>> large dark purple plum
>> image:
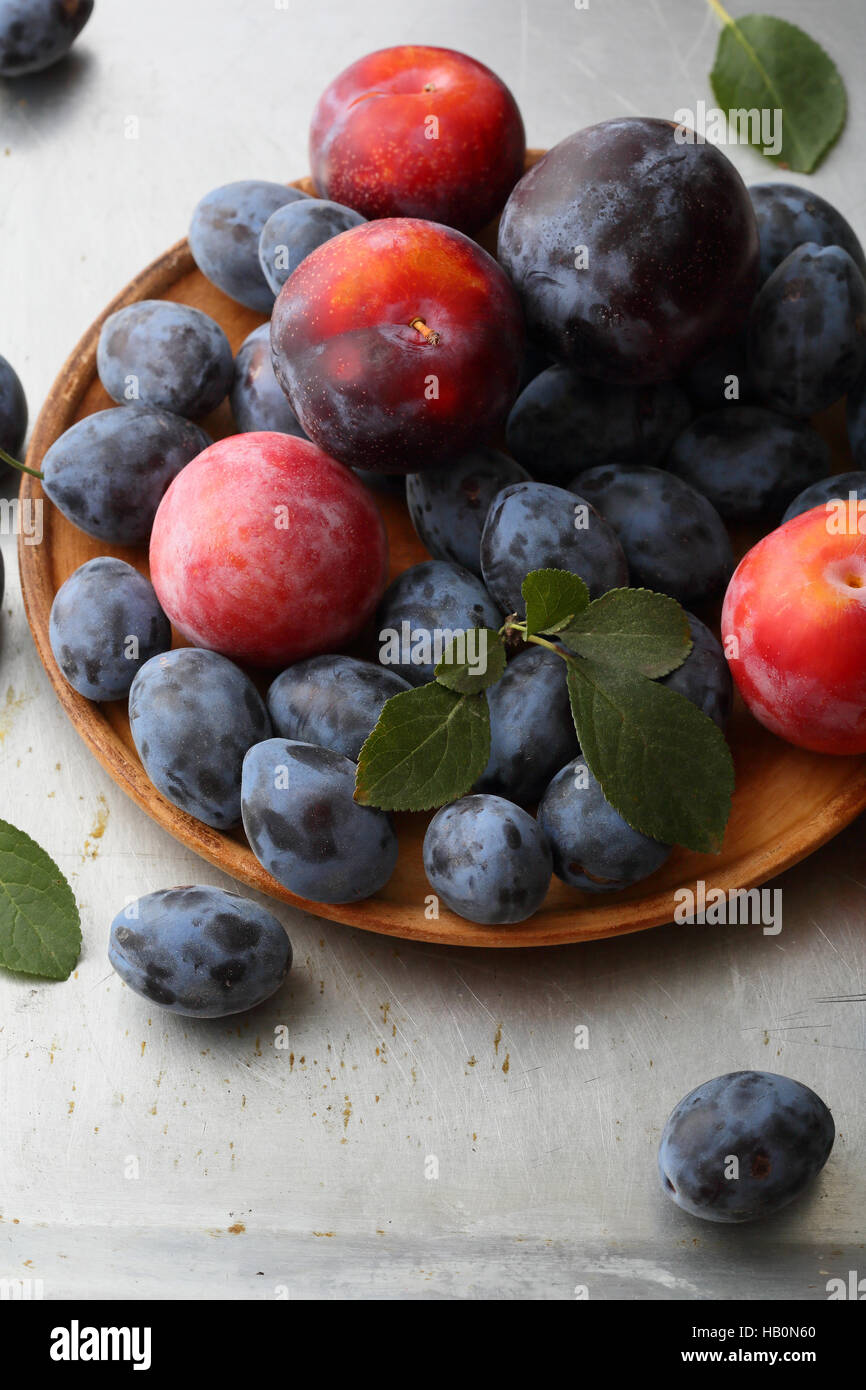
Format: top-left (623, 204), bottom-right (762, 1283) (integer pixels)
top-left (189, 181), bottom-right (308, 313)
top-left (498, 118), bottom-right (759, 384)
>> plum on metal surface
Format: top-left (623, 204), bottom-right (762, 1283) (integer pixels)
top-left (659, 1071), bottom-right (834, 1223)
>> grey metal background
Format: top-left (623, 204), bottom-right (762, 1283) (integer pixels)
top-left (0, 0), bottom-right (864, 1300)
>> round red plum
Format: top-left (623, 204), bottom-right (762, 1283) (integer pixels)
top-left (722, 505), bottom-right (866, 755)
top-left (270, 218), bottom-right (525, 473)
top-left (149, 432), bottom-right (388, 667)
top-left (309, 45), bottom-right (525, 234)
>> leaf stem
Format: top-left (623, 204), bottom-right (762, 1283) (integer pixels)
top-left (705, 0), bottom-right (733, 25)
top-left (503, 618), bottom-right (572, 661)
top-left (0, 445), bottom-right (43, 480)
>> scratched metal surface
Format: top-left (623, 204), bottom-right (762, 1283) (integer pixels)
top-left (1, 0), bottom-right (865, 1301)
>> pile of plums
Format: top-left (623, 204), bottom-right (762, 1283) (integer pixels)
top-left (23, 44), bottom-right (866, 983)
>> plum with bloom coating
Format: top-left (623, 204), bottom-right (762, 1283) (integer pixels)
top-left (109, 887), bottom-right (292, 1018)
top-left (241, 739), bottom-right (398, 904)
top-left (424, 795), bottom-right (552, 925)
top-left (658, 1071), bottom-right (834, 1223)
top-left (538, 758), bottom-right (670, 892)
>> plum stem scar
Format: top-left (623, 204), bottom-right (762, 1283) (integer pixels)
top-left (409, 317), bottom-right (441, 345)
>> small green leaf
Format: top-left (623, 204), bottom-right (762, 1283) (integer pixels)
top-left (559, 589), bottom-right (692, 678)
top-left (355, 683), bottom-right (490, 812)
top-left (522, 568), bottom-right (590, 637)
top-left (566, 659), bottom-right (734, 853)
top-left (0, 820), bottom-right (81, 980)
top-left (708, 6), bottom-right (846, 173)
top-left (435, 627), bottom-right (507, 694)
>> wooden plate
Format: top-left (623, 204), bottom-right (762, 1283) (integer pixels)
top-left (17, 160), bottom-right (866, 947)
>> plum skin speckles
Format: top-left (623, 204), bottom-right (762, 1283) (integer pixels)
top-left (309, 46), bottom-right (526, 234)
top-left (129, 647), bottom-right (271, 830)
top-left (658, 1071), bottom-right (834, 1223)
top-left (241, 739), bottom-right (398, 905)
top-left (109, 886), bottom-right (292, 1018)
top-left (423, 794), bottom-right (552, 925)
top-left (50, 558), bottom-right (171, 703)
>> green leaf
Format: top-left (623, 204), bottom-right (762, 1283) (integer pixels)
top-left (0, 820), bottom-right (81, 980)
top-left (566, 659), bottom-right (734, 853)
top-left (708, 6), bottom-right (846, 173)
top-left (355, 683), bottom-right (490, 812)
top-left (435, 627), bottom-right (507, 693)
top-left (559, 589), bottom-right (692, 678)
top-left (522, 568), bottom-right (590, 637)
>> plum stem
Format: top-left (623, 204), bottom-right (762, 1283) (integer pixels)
top-left (409, 317), bottom-right (441, 345)
top-left (501, 618), bottom-right (567, 660)
top-left (0, 445), bottom-right (43, 480)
